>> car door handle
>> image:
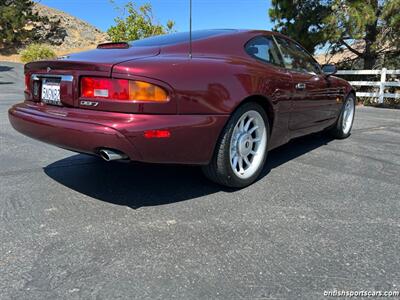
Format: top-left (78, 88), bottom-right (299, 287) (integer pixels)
top-left (295, 83), bottom-right (306, 90)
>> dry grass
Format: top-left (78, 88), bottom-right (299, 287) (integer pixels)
top-left (0, 45), bottom-right (97, 63)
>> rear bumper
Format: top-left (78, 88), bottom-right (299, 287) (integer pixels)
top-left (8, 102), bottom-right (229, 165)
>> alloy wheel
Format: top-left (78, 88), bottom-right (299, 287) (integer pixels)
top-left (342, 97), bottom-right (355, 134)
top-left (229, 110), bottom-right (267, 179)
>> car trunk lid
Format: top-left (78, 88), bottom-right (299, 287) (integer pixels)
top-left (25, 46), bottom-right (160, 75)
top-left (24, 46), bottom-right (160, 107)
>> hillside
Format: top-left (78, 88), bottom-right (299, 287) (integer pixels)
top-left (314, 41), bottom-right (365, 65)
top-left (0, 3), bottom-right (109, 62)
top-left (32, 3), bottom-right (109, 50)
top-left (314, 50), bottom-right (358, 65)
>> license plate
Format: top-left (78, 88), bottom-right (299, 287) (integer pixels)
top-left (41, 79), bottom-right (61, 106)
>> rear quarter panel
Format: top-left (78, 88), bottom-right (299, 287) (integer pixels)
top-left (113, 55), bottom-right (293, 149)
top-left (113, 56), bottom-right (291, 142)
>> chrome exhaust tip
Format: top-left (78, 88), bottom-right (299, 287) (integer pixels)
top-left (99, 149), bottom-right (128, 161)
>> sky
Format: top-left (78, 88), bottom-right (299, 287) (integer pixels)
top-left (35, 0), bottom-right (274, 33)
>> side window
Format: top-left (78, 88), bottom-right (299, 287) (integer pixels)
top-left (274, 37), bottom-right (320, 74)
top-left (245, 36), bottom-right (282, 67)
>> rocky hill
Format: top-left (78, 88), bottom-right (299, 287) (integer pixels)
top-left (32, 2), bottom-right (109, 50)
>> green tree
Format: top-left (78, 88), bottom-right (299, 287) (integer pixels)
top-left (269, 0), bottom-right (400, 69)
top-left (107, 2), bottom-right (175, 42)
top-left (0, 0), bottom-right (54, 51)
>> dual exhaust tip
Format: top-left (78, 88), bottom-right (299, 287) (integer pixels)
top-left (99, 149), bottom-right (128, 161)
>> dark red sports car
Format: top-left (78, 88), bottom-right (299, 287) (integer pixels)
top-left (9, 29), bottom-right (355, 187)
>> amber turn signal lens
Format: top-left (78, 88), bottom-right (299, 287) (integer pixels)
top-left (129, 81), bottom-right (168, 102)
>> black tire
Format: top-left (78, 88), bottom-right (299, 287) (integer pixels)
top-left (202, 102), bottom-right (269, 188)
top-left (329, 94), bottom-right (356, 139)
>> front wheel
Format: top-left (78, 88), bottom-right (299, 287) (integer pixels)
top-left (202, 102), bottom-right (269, 188)
top-left (329, 94), bottom-right (356, 139)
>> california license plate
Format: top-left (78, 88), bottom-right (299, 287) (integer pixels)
top-left (41, 78), bottom-right (61, 105)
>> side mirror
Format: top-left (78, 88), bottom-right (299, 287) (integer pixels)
top-left (322, 64), bottom-right (337, 76)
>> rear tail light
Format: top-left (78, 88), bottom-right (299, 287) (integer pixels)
top-left (81, 77), bottom-right (168, 102)
top-left (25, 74), bottom-right (30, 92)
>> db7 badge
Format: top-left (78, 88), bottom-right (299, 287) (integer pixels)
top-left (80, 100), bottom-right (99, 107)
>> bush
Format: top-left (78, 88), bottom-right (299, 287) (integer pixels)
top-left (20, 44), bottom-right (57, 63)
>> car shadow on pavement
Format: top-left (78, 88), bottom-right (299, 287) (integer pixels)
top-left (44, 133), bottom-right (334, 208)
top-left (261, 132), bottom-right (334, 176)
top-left (44, 156), bottom-right (223, 209)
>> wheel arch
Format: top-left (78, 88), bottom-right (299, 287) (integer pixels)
top-left (206, 94), bottom-right (275, 166)
top-left (233, 95), bottom-right (275, 134)
top-left (348, 89), bottom-right (357, 100)
top-left (343, 88), bottom-right (357, 110)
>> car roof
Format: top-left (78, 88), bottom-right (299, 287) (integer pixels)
top-left (130, 29), bottom-right (283, 48)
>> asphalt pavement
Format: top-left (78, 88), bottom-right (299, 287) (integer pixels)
top-left (1, 61), bottom-right (400, 299)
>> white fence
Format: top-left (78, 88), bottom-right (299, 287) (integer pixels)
top-left (336, 68), bottom-right (400, 103)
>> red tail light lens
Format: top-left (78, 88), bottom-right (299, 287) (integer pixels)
top-left (81, 77), bottom-right (168, 102)
top-left (25, 74), bottom-right (30, 92)
top-left (81, 77), bottom-right (129, 100)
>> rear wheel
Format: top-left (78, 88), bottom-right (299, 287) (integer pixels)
top-left (202, 102), bottom-right (269, 188)
top-left (329, 94), bottom-right (356, 139)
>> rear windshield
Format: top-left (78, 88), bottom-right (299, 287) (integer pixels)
top-left (130, 29), bottom-right (236, 47)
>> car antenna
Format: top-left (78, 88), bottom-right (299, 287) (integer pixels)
top-left (189, 0), bottom-right (192, 59)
